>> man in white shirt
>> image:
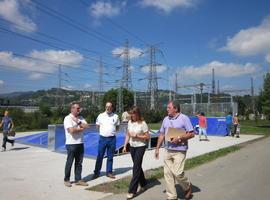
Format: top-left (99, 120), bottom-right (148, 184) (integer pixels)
top-left (63, 102), bottom-right (89, 187)
top-left (92, 102), bottom-right (120, 180)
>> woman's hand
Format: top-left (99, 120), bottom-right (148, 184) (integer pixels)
top-left (123, 146), bottom-right (127, 153)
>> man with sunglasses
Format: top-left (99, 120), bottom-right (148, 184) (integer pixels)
top-left (63, 102), bottom-right (89, 187)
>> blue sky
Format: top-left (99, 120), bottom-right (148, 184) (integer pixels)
top-left (0, 0), bottom-right (270, 95)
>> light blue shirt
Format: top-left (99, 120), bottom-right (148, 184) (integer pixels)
top-left (159, 113), bottom-right (194, 151)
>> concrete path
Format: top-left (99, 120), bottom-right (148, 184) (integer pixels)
top-left (0, 133), bottom-right (263, 200)
top-left (103, 136), bottom-right (270, 200)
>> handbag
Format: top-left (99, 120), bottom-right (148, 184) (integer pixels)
top-left (7, 130), bottom-right (16, 137)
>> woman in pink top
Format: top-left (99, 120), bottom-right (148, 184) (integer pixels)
top-left (197, 112), bottom-right (209, 141)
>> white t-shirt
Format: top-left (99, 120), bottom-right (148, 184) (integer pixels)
top-left (96, 112), bottom-right (120, 137)
top-left (121, 111), bottom-right (130, 122)
top-left (128, 120), bottom-right (149, 147)
top-left (64, 113), bottom-right (87, 145)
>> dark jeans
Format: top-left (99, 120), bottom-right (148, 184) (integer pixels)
top-left (2, 130), bottom-right (14, 149)
top-left (232, 124), bottom-right (238, 136)
top-left (94, 135), bottom-right (116, 175)
top-left (128, 146), bottom-right (147, 194)
top-left (64, 143), bottom-right (84, 182)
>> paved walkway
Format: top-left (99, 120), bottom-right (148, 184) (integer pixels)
top-left (103, 137), bottom-right (270, 200)
top-left (0, 133), bottom-right (263, 200)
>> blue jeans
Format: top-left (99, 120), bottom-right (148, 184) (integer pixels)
top-left (64, 143), bottom-right (84, 182)
top-left (94, 135), bottom-right (116, 175)
top-left (226, 124), bottom-right (232, 136)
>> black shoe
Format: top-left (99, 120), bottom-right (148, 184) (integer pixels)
top-left (91, 174), bottom-right (99, 180)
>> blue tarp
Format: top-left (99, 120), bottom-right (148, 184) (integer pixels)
top-left (190, 117), bottom-right (228, 136)
top-left (54, 130), bottom-right (126, 158)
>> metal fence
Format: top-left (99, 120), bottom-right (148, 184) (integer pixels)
top-left (180, 102), bottom-right (238, 117)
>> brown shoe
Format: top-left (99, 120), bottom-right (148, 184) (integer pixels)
top-left (64, 181), bottom-right (72, 187)
top-left (184, 183), bottom-right (193, 200)
top-left (75, 180), bottom-right (88, 186)
top-left (106, 173), bottom-right (116, 179)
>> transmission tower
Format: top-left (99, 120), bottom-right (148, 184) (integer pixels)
top-left (122, 40), bottom-right (132, 90)
top-left (148, 45), bottom-right (158, 109)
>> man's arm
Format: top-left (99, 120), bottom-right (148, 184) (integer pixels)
top-left (154, 133), bottom-right (165, 159)
top-left (10, 119), bottom-right (15, 130)
top-left (67, 127), bottom-right (85, 134)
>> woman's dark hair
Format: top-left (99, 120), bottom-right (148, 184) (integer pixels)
top-left (128, 106), bottom-right (144, 122)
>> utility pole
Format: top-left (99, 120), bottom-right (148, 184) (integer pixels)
top-left (217, 80), bottom-right (220, 94)
top-left (148, 45), bottom-right (158, 110)
top-left (174, 72), bottom-right (178, 100)
top-left (251, 77), bottom-right (255, 113)
top-left (134, 91), bottom-right (137, 106)
top-left (117, 80), bottom-right (123, 113)
top-left (212, 68), bottom-right (216, 94)
top-left (56, 64), bottom-right (62, 108)
top-left (199, 83), bottom-right (205, 103)
top-left (98, 57), bottom-right (103, 108)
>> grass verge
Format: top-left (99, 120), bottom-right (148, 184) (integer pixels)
top-left (86, 144), bottom-right (246, 194)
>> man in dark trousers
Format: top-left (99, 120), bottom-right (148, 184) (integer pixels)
top-left (0, 110), bottom-right (14, 152)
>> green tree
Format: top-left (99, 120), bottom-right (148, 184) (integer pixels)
top-left (259, 73), bottom-right (270, 119)
top-left (103, 88), bottom-right (134, 112)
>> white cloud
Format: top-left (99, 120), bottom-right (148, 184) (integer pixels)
top-left (141, 65), bottom-right (167, 73)
top-left (221, 17), bottom-right (270, 56)
top-left (0, 0), bottom-right (37, 33)
top-left (265, 53), bottom-right (270, 63)
top-left (0, 80), bottom-right (4, 87)
top-left (89, 1), bottom-right (126, 19)
top-left (83, 83), bottom-right (92, 89)
top-left (61, 85), bottom-right (75, 91)
top-left (112, 47), bottom-right (144, 59)
top-left (140, 0), bottom-right (196, 13)
top-left (28, 73), bottom-right (43, 80)
top-left (0, 50), bottom-right (84, 79)
top-left (30, 50), bottom-right (84, 65)
top-left (178, 61), bottom-right (259, 78)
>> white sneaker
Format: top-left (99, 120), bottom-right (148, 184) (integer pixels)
top-left (126, 193), bottom-right (134, 199)
top-left (1, 147), bottom-right (6, 152)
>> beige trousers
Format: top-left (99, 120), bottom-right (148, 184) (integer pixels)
top-left (164, 150), bottom-right (190, 199)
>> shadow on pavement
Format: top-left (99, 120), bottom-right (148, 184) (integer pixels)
top-left (82, 166), bottom-right (133, 182)
top-left (175, 184), bottom-right (201, 199)
top-left (10, 147), bottom-right (30, 151)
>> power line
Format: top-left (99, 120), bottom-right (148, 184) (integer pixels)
top-left (31, 0), bottom-right (122, 47)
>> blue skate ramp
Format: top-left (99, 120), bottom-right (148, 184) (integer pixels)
top-left (15, 132), bottom-right (48, 148)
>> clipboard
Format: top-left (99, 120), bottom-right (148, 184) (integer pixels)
top-left (165, 127), bottom-right (186, 141)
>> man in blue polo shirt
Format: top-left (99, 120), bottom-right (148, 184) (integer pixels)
top-left (155, 101), bottom-right (194, 200)
top-left (225, 112), bottom-right (233, 136)
top-left (0, 110), bottom-right (15, 152)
